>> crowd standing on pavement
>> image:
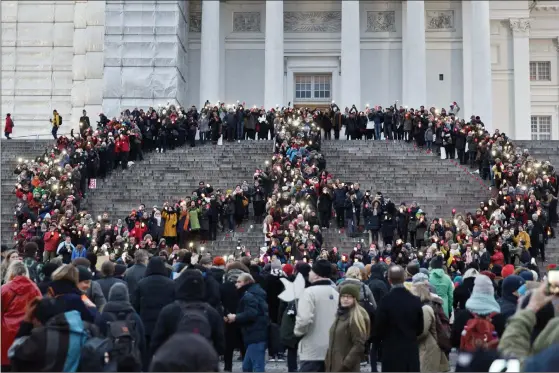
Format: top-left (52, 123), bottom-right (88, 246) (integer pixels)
top-left (2, 99), bottom-right (559, 372)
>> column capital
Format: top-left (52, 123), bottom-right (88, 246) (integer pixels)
top-left (553, 37), bottom-right (559, 53)
top-left (508, 18), bottom-right (531, 36)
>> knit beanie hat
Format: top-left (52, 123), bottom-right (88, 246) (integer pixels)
top-left (77, 265), bottom-right (92, 282)
top-left (465, 275), bottom-right (500, 314)
top-left (339, 283), bottom-right (360, 300)
top-left (212, 256), bottom-right (225, 266)
top-left (312, 259), bottom-right (332, 278)
top-left (282, 263), bottom-right (294, 276)
top-left (412, 273), bottom-right (429, 284)
top-left (501, 264), bottom-right (515, 278)
top-left (518, 270), bottom-right (534, 282)
top-left (353, 262), bottom-right (365, 270)
top-left (108, 282), bottom-right (130, 302)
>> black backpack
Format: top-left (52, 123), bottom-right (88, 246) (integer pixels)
top-left (176, 301), bottom-right (212, 340)
top-left (78, 312), bottom-right (141, 372)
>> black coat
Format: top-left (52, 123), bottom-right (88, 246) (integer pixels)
top-left (453, 277), bottom-right (475, 310)
top-left (367, 265), bottom-right (389, 306)
top-left (132, 257), bottom-right (175, 337)
top-left (190, 264), bottom-right (222, 314)
top-left (263, 269), bottom-right (285, 324)
top-left (149, 271), bottom-right (225, 357)
top-left (221, 269), bottom-right (246, 350)
top-left (373, 286), bottom-right (423, 372)
top-left (236, 283), bottom-right (269, 346)
top-left (123, 263), bottom-right (147, 305)
top-left (95, 276), bottom-right (127, 301)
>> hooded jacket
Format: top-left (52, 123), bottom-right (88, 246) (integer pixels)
top-left (95, 275), bottom-right (126, 301)
top-left (1, 276), bottom-right (42, 365)
top-left (149, 333), bottom-right (219, 372)
top-left (236, 282), bottom-right (269, 346)
top-left (149, 270), bottom-right (225, 357)
top-left (133, 257), bottom-right (175, 336)
top-left (367, 264), bottom-right (389, 306)
top-left (95, 283), bottom-right (146, 369)
top-left (429, 268), bottom-right (454, 317)
top-left (123, 263), bottom-right (147, 305)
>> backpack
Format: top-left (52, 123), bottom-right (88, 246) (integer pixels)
top-left (460, 312), bottom-right (499, 352)
top-left (279, 301), bottom-right (299, 348)
top-left (359, 283), bottom-right (376, 329)
top-left (78, 312), bottom-right (141, 372)
top-left (59, 116), bottom-right (63, 126)
top-left (432, 302), bottom-right (452, 353)
top-left (176, 301), bottom-right (212, 340)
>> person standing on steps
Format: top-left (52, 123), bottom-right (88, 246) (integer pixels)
top-left (49, 109), bottom-right (62, 139)
top-left (5, 113), bottom-right (13, 139)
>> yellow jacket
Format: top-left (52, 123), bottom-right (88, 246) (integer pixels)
top-left (161, 210), bottom-right (178, 237)
top-left (514, 231), bottom-right (531, 249)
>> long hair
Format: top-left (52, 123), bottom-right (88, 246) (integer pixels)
top-left (5, 260), bottom-right (29, 282)
top-left (349, 303), bottom-right (370, 336)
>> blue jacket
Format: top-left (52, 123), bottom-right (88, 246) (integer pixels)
top-left (71, 247), bottom-right (87, 260)
top-left (236, 283), bottom-right (269, 346)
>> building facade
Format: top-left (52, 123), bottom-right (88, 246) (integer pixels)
top-left (1, 0), bottom-right (558, 139)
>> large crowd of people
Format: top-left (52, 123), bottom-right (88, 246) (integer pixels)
top-left (2, 100), bottom-right (559, 372)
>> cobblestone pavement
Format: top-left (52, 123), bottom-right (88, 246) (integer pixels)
top-left (222, 351), bottom-right (458, 372)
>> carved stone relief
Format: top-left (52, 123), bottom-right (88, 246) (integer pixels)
top-left (189, 12), bottom-right (202, 32)
top-left (509, 18), bottom-right (531, 35)
top-left (233, 12), bottom-right (261, 32)
top-left (425, 10), bottom-right (454, 31)
top-left (284, 11), bottom-right (342, 32)
top-left (366, 11), bottom-right (396, 32)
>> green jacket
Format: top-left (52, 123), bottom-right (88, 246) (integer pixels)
top-left (498, 309), bottom-right (559, 367)
top-left (428, 268), bottom-right (454, 317)
top-left (188, 208), bottom-right (200, 230)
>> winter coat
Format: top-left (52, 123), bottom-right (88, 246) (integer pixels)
top-left (148, 216), bottom-right (166, 241)
top-left (95, 276), bottom-right (127, 301)
top-left (325, 307), bottom-right (369, 372)
top-left (429, 268), bottom-right (454, 317)
top-left (453, 276), bottom-right (475, 310)
top-left (294, 279), bottom-right (340, 361)
top-left (124, 263), bottom-right (147, 305)
top-left (333, 188), bottom-right (346, 209)
top-left (263, 268), bottom-right (286, 324)
top-left (149, 272), bottom-right (225, 356)
top-left (498, 309), bottom-right (559, 368)
top-left (221, 268), bottom-right (246, 351)
top-left (363, 206), bottom-right (381, 231)
top-left (373, 286), bottom-right (423, 372)
top-left (367, 264), bottom-right (389, 306)
top-left (86, 280), bottom-right (106, 311)
top-left (43, 231), bottom-right (60, 253)
top-left (451, 309), bottom-right (506, 348)
top-left (46, 279), bottom-right (97, 323)
top-left (189, 208), bottom-right (201, 230)
top-left (5, 116), bottom-right (14, 134)
top-left (161, 210), bottom-right (178, 237)
top-left (418, 304), bottom-right (449, 372)
top-left (236, 283), bottom-right (269, 346)
top-left (1, 276), bottom-right (42, 365)
top-left (133, 257), bottom-right (175, 337)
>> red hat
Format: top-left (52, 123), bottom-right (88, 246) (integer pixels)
top-left (501, 264), bottom-right (515, 279)
top-left (547, 263), bottom-right (557, 271)
top-left (213, 257), bottom-right (226, 266)
top-left (481, 270), bottom-right (496, 281)
top-left (282, 263), bottom-right (294, 277)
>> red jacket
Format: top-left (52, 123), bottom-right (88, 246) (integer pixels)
top-left (5, 117), bottom-right (13, 134)
top-left (130, 222), bottom-right (147, 242)
top-left (1, 276), bottom-right (41, 365)
top-left (490, 250), bottom-right (505, 267)
top-left (120, 135), bottom-right (130, 152)
top-left (43, 230), bottom-right (60, 252)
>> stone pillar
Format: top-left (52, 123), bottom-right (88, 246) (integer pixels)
top-left (264, 1), bottom-right (284, 110)
top-left (510, 18), bottom-right (531, 140)
top-left (341, 0), bottom-right (361, 109)
top-left (470, 1), bottom-right (493, 131)
top-left (461, 1), bottom-right (473, 118)
top-left (402, 0), bottom-right (426, 109)
top-left (199, 0), bottom-right (220, 107)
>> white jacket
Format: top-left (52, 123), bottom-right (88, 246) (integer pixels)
top-left (294, 280), bottom-right (339, 361)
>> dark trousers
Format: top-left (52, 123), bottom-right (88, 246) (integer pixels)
top-left (323, 129), bottom-right (331, 140)
top-left (5, 132), bottom-right (11, 139)
top-left (334, 128), bottom-right (340, 140)
top-left (188, 129), bottom-right (196, 147)
top-left (335, 207), bottom-right (345, 228)
top-left (318, 211), bottom-right (330, 228)
top-left (52, 126), bottom-right (58, 139)
top-left (224, 344), bottom-right (246, 372)
top-left (457, 148), bottom-right (466, 164)
top-left (299, 360), bottom-right (325, 372)
top-left (287, 346), bottom-right (298, 372)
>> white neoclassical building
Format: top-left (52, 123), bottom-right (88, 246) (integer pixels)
top-left (1, 1), bottom-right (559, 139)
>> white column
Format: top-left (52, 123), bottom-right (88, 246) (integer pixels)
top-left (341, 0), bottom-right (361, 109)
top-left (461, 0), bottom-right (473, 119)
top-left (402, 0), bottom-right (426, 109)
top-left (199, 1), bottom-right (220, 107)
top-left (510, 18), bottom-right (531, 140)
top-left (264, 1), bottom-right (284, 110)
top-left (470, 1), bottom-right (493, 131)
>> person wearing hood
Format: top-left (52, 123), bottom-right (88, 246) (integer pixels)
top-left (428, 255), bottom-right (454, 317)
top-left (221, 261), bottom-right (249, 372)
top-left (367, 263), bottom-right (389, 307)
top-left (95, 260), bottom-right (127, 300)
top-left (226, 272), bottom-right (269, 372)
top-left (409, 282), bottom-right (450, 372)
top-left (1, 261), bottom-right (42, 369)
top-left (124, 249), bottom-right (148, 305)
top-left (133, 256), bottom-right (175, 365)
top-left (189, 262), bottom-right (222, 313)
top-left (294, 259), bottom-right (339, 372)
top-left (451, 275), bottom-right (506, 349)
top-left (95, 283), bottom-right (146, 371)
top-left (453, 268), bottom-right (478, 310)
top-left (149, 333), bottom-right (220, 372)
top-left (498, 275), bottom-right (525, 322)
top-left (325, 283), bottom-right (370, 372)
top-left (150, 269), bottom-right (225, 359)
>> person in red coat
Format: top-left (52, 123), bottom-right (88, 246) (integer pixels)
top-left (43, 224), bottom-right (61, 262)
top-left (5, 114), bottom-right (13, 139)
top-left (491, 246), bottom-right (505, 267)
top-left (116, 134), bottom-right (130, 169)
top-left (130, 221), bottom-right (147, 243)
top-left (1, 261), bottom-right (41, 370)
